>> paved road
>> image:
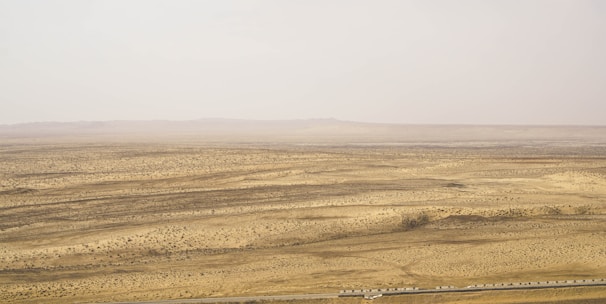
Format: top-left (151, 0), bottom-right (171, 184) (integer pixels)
top-left (95, 278), bottom-right (606, 304)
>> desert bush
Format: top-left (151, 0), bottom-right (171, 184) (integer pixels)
top-left (445, 183), bottom-right (465, 188)
top-left (401, 213), bottom-right (430, 230)
top-left (147, 249), bottom-right (162, 256)
top-left (499, 208), bottom-right (525, 217)
top-left (541, 205), bottom-right (562, 215)
top-left (574, 205), bottom-right (592, 215)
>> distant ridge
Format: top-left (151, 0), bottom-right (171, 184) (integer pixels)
top-left (1, 119), bottom-right (605, 144)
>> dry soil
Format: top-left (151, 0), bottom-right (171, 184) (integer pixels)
top-left (1, 140), bottom-right (605, 303)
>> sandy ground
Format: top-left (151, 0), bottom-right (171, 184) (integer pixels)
top-left (1, 141), bottom-right (606, 303)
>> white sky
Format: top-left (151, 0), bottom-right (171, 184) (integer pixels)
top-left (1, 0), bottom-right (605, 125)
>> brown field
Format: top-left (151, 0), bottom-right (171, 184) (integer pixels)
top-left (1, 124), bottom-right (606, 303)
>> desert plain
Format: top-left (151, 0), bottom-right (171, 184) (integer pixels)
top-left (1, 122), bottom-right (606, 303)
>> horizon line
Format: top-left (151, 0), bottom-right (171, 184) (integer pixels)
top-left (1, 118), bottom-right (605, 128)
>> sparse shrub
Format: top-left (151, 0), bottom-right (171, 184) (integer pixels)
top-left (501, 208), bottom-right (525, 217)
top-left (574, 205), bottom-right (592, 215)
top-left (401, 213), bottom-right (430, 230)
top-left (541, 205), bottom-right (561, 215)
top-left (445, 183), bottom-right (465, 188)
top-left (147, 249), bottom-right (161, 256)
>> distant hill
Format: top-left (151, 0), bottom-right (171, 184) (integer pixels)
top-left (1, 119), bottom-right (605, 144)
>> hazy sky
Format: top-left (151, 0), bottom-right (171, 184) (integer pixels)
top-left (1, 0), bottom-right (605, 125)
